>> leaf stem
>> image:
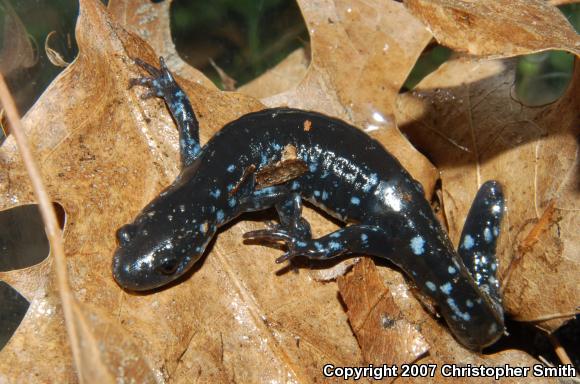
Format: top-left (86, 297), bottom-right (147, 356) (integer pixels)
top-left (0, 73), bottom-right (82, 380)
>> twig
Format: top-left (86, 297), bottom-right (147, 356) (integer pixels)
top-left (547, 333), bottom-right (573, 366)
top-left (525, 311), bottom-right (579, 323)
top-left (0, 73), bottom-right (82, 379)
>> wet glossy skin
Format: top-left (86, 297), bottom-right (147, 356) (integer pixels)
top-left (113, 58), bottom-right (506, 350)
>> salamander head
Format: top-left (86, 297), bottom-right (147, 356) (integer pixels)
top-left (112, 189), bottom-right (216, 291)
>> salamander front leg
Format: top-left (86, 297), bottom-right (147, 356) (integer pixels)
top-left (130, 57), bottom-right (201, 167)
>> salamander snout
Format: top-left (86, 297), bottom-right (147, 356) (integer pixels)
top-left (112, 235), bottom-right (187, 291)
top-left (112, 210), bottom-right (213, 291)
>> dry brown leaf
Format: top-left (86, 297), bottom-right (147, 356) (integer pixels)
top-left (396, 56), bottom-right (579, 333)
top-left (108, 0), bottom-right (218, 90)
top-left (338, 258), bottom-right (429, 380)
top-left (45, 31), bottom-right (70, 68)
top-left (239, 48), bottom-right (310, 99)
top-left (404, 0), bottom-right (580, 58)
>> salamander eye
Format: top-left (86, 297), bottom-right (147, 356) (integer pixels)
top-left (116, 224), bottom-right (136, 246)
top-left (157, 257), bottom-right (179, 275)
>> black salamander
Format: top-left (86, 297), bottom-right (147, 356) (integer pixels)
top-left (113, 57), bottom-right (506, 350)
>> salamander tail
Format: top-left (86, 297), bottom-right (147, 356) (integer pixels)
top-left (457, 180), bottom-right (505, 315)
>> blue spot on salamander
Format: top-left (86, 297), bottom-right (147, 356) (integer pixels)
top-left (447, 298), bottom-right (471, 321)
top-left (483, 227), bottom-right (493, 243)
top-left (350, 196), bottom-right (360, 205)
top-left (463, 234), bottom-right (475, 250)
top-left (328, 241), bottom-right (340, 251)
top-left (410, 236), bottom-right (425, 255)
top-left (362, 173), bottom-right (379, 192)
top-left (440, 282), bottom-right (452, 295)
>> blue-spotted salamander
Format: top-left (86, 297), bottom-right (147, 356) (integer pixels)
top-left (113, 57), bottom-right (506, 350)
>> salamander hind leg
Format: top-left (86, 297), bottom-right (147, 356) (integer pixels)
top-left (458, 180), bottom-right (505, 315)
top-left (130, 57), bottom-right (201, 167)
top-left (246, 222), bottom-right (387, 264)
top-left (243, 193), bottom-right (313, 261)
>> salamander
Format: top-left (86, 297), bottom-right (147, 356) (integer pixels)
top-left (113, 57), bottom-right (506, 350)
